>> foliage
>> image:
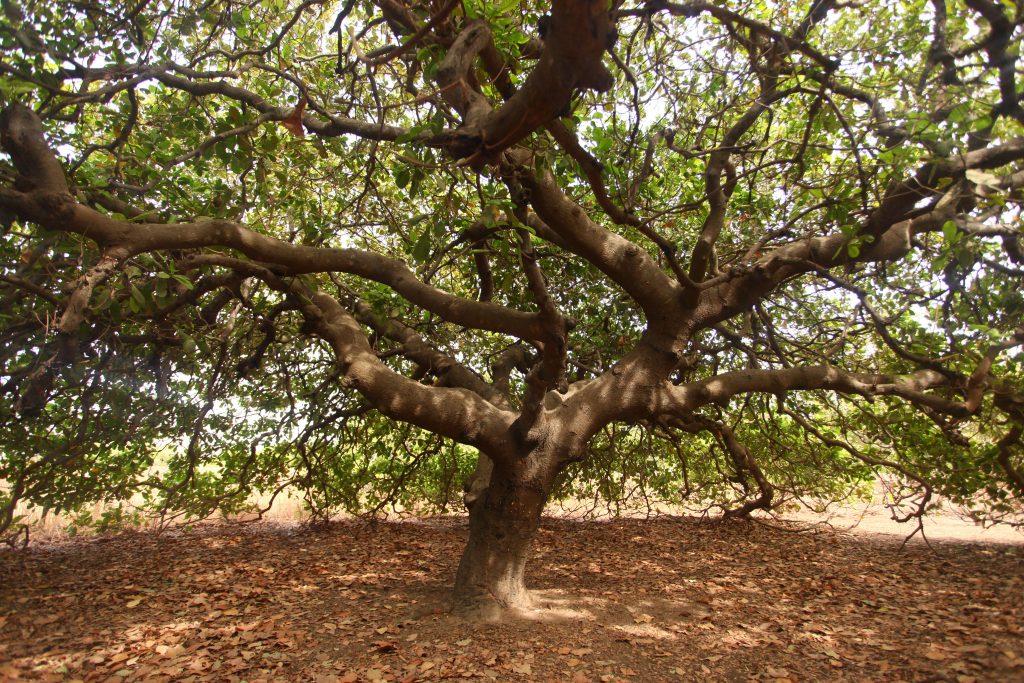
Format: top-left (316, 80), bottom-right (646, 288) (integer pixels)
top-left (0, 0), bottom-right (1023, 540)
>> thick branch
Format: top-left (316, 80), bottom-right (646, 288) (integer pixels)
top-left (301, 289), bottom-right (516, 459)
top-left (0, 104), bottom-right (548, 342)
top-left (0, 104), bottom-right (67, 192)
top-left (518, 163), bottom-right (679, 322)
top-left (442, 0), bottom-right (616, 163)
top-left (349, 298), bottom-right (509, 407)
top-left (656, 365), bottom-right (967, 417)
top-left (435, 20), bottom-right (494, 129)
top-left (546, 122), bottom-right (696, 288)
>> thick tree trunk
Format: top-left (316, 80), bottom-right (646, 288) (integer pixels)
top-left (462, 452), bottom-right (493, 510)
top-left (452, 465), bottom-right (550, 618)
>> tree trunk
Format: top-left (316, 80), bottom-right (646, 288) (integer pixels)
top-left (462, 451), bottom-right (493, 510)
top-left (452, 464), bottom-right (550, 618)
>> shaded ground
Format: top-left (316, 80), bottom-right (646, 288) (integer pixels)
top-left (1, 516), bottom-right (1022, 682)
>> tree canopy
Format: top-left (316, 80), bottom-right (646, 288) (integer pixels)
top-left (1, 0), bottom-right (1023, 610)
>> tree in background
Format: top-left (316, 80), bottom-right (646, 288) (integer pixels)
top-left (1, 0), bottom-right (1022, 615)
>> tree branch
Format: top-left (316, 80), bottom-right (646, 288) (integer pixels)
top-left (516, 160), bottom-right (679, 321)
top-left (294, 287), bottom-right (517, 460)
top-left (657, 365), bottom-right (968, 418)
top-left (0, 102), bottom-right (549, 341)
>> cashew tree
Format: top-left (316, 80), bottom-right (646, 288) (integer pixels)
top-left (1, 0), bottom-right (1023, 616)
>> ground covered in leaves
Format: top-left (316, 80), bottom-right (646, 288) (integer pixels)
top-left (1, 516), bottom-right (1022, 682)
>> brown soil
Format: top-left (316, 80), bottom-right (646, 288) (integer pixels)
top-left (1, 516), bottom-right (1022, 682)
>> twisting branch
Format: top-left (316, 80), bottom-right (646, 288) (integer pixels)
top-left (811, 269), bottom-right (959, 378)
top-left (294, 287), bottom-right (517, 460)
top-left (347, 296), bottom-right (508, 407)
top-left (514, 156), bottom-right (680, 321)
top-left (918, 0), bottom-right (961, 91)
top-left (512, 223), bottom-right (570, 438)
top-left (963, 0), bottom-right (1023, 121)
top-left (670, 415), bottom-right (775, 517)
top-left (363, 0), bottom-right (459, 68)
top-left (0, 104), bottom-right (547, 343)
top-left (778, 401), bottom-right (932, 490)
top-left (54, 251), bottom-right (127, 362)
top-left (620, 0), bottom-right (839, 72)
top-left (545, 122), bottom-right (698, 289)
top-left (713, 420), bottom-right (775, 519)
top-left (438, 0), bottom-right (618, 163)
top-left (435, 19), bottom-right (494, 130)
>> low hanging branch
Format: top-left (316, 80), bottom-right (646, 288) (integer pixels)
top-left (1, 0), bottom-right (1023, 614)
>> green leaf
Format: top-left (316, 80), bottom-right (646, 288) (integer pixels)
top-left (411, 230), bottom-right (432, 263)
top-left (394, 166), bottom-right (410, 189)
top-left (172, 274), bottom-right (194, 290)
top-left (408, 170), bottom-right (422, 198)
top-left (941, 220), bottom-right (959, 244)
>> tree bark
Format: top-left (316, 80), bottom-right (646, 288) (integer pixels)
top-left (462, 452), bottom-right (493, 510)
top-left (452, 460), bottom-right (552, 618)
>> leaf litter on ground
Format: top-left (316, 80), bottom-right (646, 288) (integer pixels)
top-left (0, 516), bottom-right (1022, 682)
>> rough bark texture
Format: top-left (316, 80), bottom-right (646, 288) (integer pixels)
top-left (2, 0), bottom-right (1024, 620)
top-left (452, 460), bottom-right (554, 618)
top-left (438, 0), bottom-right (616, 163)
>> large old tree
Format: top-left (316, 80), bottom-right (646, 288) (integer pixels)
top-left (1, 0), bottom-right (1023, 614)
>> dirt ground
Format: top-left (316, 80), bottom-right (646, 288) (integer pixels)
top-left (1, 515), bottom-right (1022, 683)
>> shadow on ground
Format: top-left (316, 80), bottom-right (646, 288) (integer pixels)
top-left (1, 516), bottom-right (1022, 682)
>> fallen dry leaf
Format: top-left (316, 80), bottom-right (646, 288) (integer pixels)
top-left (0, 517), bottom-right (1021, 683)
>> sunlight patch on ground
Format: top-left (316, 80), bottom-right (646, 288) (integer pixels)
top-left (611, 622), bottom-right (678, 640)
top-left (518, 589), bottom-right (599, 622)
top-left (769, 502), bottom-right (1024, 544)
